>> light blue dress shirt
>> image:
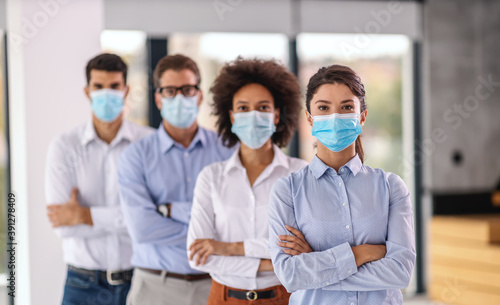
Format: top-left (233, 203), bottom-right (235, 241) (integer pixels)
top-left (268, 154), bottom-right (416, 305)
top-left (118, 125), bottom-right (234, 274)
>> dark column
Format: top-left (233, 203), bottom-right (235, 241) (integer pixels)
top-left (147, 37), bottom-right (168, 128)
top-left (412, 40), bottom-right (424, 294)
top-left (288, 37), bottom-right (300, 158)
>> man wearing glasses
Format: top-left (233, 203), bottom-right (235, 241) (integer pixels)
top-left (118, 54), bottom-right (234, 305)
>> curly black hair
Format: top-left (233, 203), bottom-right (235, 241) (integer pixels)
top-left (210, 58), bottom-right (302, 148)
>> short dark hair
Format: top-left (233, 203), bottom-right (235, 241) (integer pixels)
top-left (153, 54), bottom-right (201, 89)
top-left (305, 64), bottom-right (367, 162)
top-left (210, 58), bottom-right (302, 148)
top-left (85, 53), bottom-right (128, 84)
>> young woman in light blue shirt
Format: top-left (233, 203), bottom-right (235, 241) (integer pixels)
top-left (268, 64), bottom-right (416, 305)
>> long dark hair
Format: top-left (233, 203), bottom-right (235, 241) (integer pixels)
top-left (305, 65), bottom-right (367, 163)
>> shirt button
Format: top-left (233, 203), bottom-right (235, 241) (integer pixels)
top-left (342, 202), bottom-right (346, 206)
top-left (184, 152), bottom-right (189, 158)
top-left (340, 168), bottom-right (344, 172)
top-left (351, 302), bottom-right (355, 305)
top-left (338, 182), bottom-right (342, 186)
top-left (348, 269), bottom-right (352, 274)
top-left (187, 177), bottom-right (191, 182)
top-left (250, 216), bottom-right (255, 221)
top-left (345, 225), bottom-right (350, 229)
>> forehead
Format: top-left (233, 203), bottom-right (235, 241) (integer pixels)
top-left (233, 83), bottom-right (274, 101)
top-left (89, 70), bottom-right (124, 84)
top-left (159, 69), bottom-right (197, 86)
top-left (313, 83), bottom-right (358, 103)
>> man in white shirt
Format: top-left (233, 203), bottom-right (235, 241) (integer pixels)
top-left (45, 53), bottom-right (153, 305)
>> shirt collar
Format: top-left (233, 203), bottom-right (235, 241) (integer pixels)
top-left (158, 124), bottom-right (206, 154)
top-left (80, 119), bottom-right (135, 147)
top-left (223, 144), bottom-right (289, 175)
top-left (309, 154), bottom-right (362, 179)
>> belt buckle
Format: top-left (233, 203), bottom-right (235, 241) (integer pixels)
top-left (246, 290), bottom-right (258, 301)
top-left (106, 270), bottom-right (125, 286)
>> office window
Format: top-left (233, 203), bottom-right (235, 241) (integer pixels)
top-left (297, 34), bottom-right (411, 177)
top-left (169, 32), bottom-right (289, 131)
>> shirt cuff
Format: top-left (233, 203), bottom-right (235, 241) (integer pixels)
top-left (328, 242), bottom-right (358, 282)
top-left (90, 207), bottom-right (124, 230)
top-left (244, 239), bottom-right (271, 259)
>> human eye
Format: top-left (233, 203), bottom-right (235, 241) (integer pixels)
top-left (237, 105), bottom-right (248, 111)
top-left (318, 105), bottom-right (329, 111)
top-left (182, 86), bottom-right (197, 97)
top-left (342, 105), bottom-right (354, 111)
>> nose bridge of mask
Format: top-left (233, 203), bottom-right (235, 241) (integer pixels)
top-left (312, 112), bottom-right (360, 122)
top-left (90, 88), bottom-right (125, 100)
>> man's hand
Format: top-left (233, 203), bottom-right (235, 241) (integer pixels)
top-left (47, 188), bottom-right (93, 227)
top-left (189, 239), bottom-right (244, 266)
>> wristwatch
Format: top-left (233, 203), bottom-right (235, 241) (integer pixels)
top-left (157, 203), bottom-right (171, 218)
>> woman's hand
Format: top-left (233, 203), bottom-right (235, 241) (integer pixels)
top-left (189, 239), bottom-right (244, 266)
top-left (258, 259), bottom-right (274, 272)
top-left (351, 244), bottom-right (387, 267)
top-left (277, 225), bottom-right (313, 256)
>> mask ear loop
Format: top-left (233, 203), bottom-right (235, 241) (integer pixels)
top-left (307, 111), bottom-right (314, 123)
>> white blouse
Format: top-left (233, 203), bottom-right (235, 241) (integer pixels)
top-left (187, 144), bottom-right (307, 290)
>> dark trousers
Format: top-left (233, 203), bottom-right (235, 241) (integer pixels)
top-left (62, 268), bottom-right (131, 305)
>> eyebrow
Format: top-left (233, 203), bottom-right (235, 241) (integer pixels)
top-left (314, 99), bottom-right (331, 105)
top-left (235, 100), bottom-right (272, 104)
top-left (314, 99), bottom-right (355, 104)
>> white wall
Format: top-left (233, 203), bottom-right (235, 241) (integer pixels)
top-left (0, 0), bottom-right (5, 29)
top-left (6, 0), bottom-right (104, 304)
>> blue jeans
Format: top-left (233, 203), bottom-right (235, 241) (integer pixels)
top-left (62, 268), bottom-right (132, 305)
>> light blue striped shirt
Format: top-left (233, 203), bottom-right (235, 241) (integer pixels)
top-left (117, 125), bottom-right (234, 273)
top-left (268, 154), bottom-right (416, 304)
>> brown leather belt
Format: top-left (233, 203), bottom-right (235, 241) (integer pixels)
top-left (138, 267), bottom-right (211, 281)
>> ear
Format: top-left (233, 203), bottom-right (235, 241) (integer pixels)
top-left (197, 89), bottom-right (203, 107)
top-left (305, 109), bottom-right (313, 126)
top-left (84, 86), bottom-right (91, 102)
top-left (274, 108), bottom-right (280, 125)
top-left (154, 90), bottom-right (163, 111)
top-left (359, 109), bottom-right (368, 127)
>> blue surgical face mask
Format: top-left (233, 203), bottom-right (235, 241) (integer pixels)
top-left (231, 110), bottom-right (276, 149)
top-left (161, 94), bottom-right (199, 128)
top-left (90, 89), bottom-right (125, 123)
top-left (310, 112), bottom-right (362, 152)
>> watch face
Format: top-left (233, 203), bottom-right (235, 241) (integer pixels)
top-left (158, 204), bottom-right (168, 217)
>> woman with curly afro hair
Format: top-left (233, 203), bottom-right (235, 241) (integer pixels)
top-left (187, 58), bottom-right (307, 304)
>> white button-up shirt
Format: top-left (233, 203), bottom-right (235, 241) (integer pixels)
top-left (45, 119), bottom-right (153, 270)
top-left (187, 144), bottom-right (307, 290)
